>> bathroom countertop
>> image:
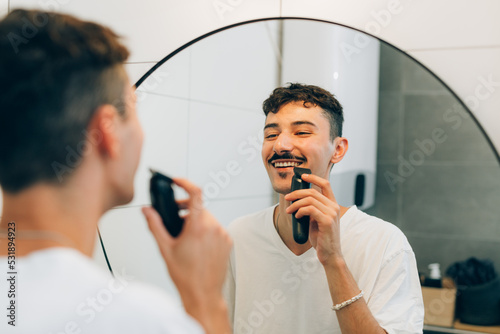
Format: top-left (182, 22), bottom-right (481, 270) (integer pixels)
top-left (424, 321), bottom-right (500, 334)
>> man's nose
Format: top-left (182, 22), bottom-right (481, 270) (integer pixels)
top-left (273, 133), bottom-right (293, 153)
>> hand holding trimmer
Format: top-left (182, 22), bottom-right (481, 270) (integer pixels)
top-left (149, 169), bottom-right (184, 237)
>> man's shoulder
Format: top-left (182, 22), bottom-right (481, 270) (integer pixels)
top-left (83, 268), bottom-right (203, 332)
top-left (79, 281), bottom-right (203, 333)
top-left (6, 248), bottom-right (203, 333)
top-left (113, 280), bottom-right (180, 314)
top-left (343, 207), bottom-right (412, 251)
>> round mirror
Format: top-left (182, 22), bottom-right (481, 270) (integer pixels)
top-left (95, 18), bottom-right (500, 312)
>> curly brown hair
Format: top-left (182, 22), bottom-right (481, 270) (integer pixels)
top-left (0, 9), bottom-right (130, 193)
top-left (262, 83), bottom-right (344, 141)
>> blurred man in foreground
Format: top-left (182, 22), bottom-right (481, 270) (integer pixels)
top-left (0, 9), bottom-right (231, 334)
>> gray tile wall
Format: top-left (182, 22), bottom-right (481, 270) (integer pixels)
top-left (366, 43), bottom-right (500, 278)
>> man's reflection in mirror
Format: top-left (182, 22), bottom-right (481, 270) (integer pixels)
top-left (223, 83), bottom-right (424, 334)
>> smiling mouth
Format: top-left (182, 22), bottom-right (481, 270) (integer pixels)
top-left (271, 160), bottom-right (304, 168)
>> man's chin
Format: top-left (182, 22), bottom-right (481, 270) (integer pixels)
top-left (271, 183), bottom-right (292, 195)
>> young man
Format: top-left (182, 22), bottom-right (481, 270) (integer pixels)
top-left (0, 9), bottom-right (231, 334)
top-left (224, 84), bottom-right (424, 333)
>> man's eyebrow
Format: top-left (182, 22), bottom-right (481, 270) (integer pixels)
top-left (264, 121), bottom-right (319, 130)
top-left (264, 123), bottom-right (279, 130)
top-left (291, 120), bottom-right (318, 128)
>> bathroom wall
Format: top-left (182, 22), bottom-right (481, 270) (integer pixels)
top-left (366, 43), bottom-right (500, 276)
top-left (0, 1), bottom-right (7, 17)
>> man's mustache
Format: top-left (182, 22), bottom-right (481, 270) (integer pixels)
top-left (268, 153), bottom-right (306, 163)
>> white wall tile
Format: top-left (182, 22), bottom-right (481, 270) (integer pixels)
top-left (187, 101), bottom-right (272, 202)
top-left (125, 93), bottom-right (190, 208)
top-left (206, 195), bottom-right (274, 228)
top-left (95, 206), bottom-right (180, 300)
top-left (190, 21), bottom-right (279, 111)
top-left (125, 62), bottom-right (156, 87)
top-left (0, 1), bottom-right (8, 17)
top-left (409, 47), bottom-right (500, 154)
top-left (281, 0), bottom-right (500, 51)
top-left (395, 0), bottom-right (500, 50)
top-left (11, 0), bottom-right (280, 63)
top-left (134, 48), bottom-right (191, 100)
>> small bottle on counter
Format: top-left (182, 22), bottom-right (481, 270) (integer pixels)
top-left (423, 263), bottom-right (443, 288)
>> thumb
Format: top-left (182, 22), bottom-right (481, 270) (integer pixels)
top-left (142, 206), bottom-right (175, 254)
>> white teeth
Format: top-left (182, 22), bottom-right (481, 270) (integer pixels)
top-left (274, 161), bottom-right (301, 168)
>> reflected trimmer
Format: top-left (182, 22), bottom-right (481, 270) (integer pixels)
top-left (291, 167), bottom-right (312, 244)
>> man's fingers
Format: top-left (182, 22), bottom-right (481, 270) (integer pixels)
top-left (176, 198), bottom-right (189, 210)
top-left (173, 178), bottom-right (204, 214)
top-left (286, 196), bottom-right (331, 217)
top-left (301, 173), bottom-right (337, 203)
top-left (142, 206), bottom-right (174, 249)
top-left (172, 178), bottom-right (202, 199)
top-left (285, 188), bottom-right (335, 208)
top-left (294, 206), bottom-right (334, 232)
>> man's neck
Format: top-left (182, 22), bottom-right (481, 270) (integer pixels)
top-left (275, 194), bottom-right (349, 256)
top-left (0, 182), bottom-right (105, 257)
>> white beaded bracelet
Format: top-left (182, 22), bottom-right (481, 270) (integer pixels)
top-left (331, 290), bottom-right (364, 311)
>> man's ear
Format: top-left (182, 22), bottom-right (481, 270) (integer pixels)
top-left (331, 137), bottom-right (348, 164)
top-left (87, 104), bottom-right (121, 159)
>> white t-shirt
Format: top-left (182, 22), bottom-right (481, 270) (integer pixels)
top-left (0, 247), bottom-right (204, 334)
top-left (224, 205), bottom-right (424, 334)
